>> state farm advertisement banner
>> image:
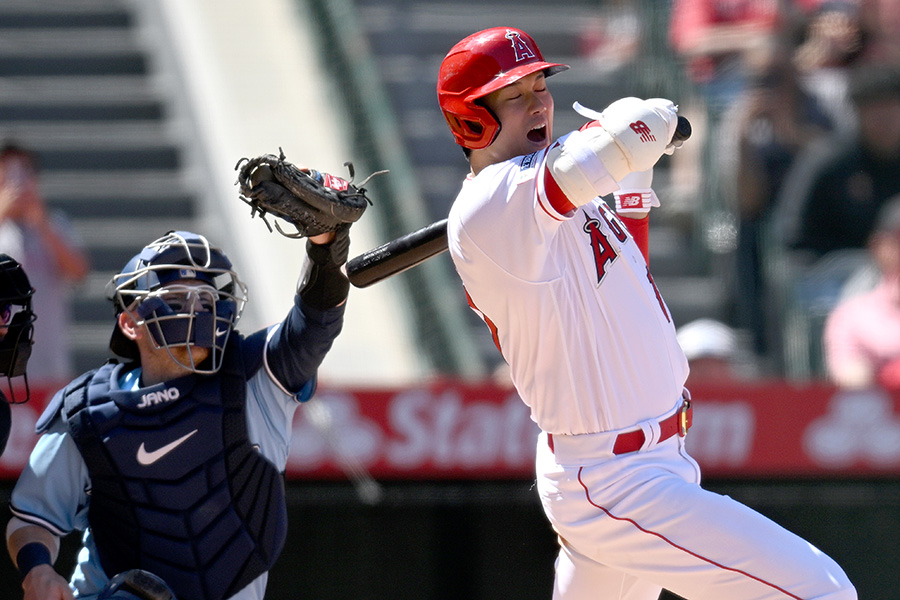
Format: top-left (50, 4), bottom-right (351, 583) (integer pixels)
top-left (3, 380), bottom-right (900, 479)
top-left (286, 383), bottom-right (538, 479)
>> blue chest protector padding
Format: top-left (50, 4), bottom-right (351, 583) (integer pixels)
top-left (61, 332), bottom-right (287, 600)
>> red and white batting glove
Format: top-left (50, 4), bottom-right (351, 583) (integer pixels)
top-left (613, 168), bottom-right (658, 216)
top-left (575, 98), bottom-right (678, 172)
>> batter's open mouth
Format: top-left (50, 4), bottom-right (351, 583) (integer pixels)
top-left (527, 125), bottom-right (547, 143)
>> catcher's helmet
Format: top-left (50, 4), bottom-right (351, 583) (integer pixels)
top-left (0, 253), bottom-right (35, 403)
top-left (107, 231), bottom-right (247, 374)
top-left (437, 27), bottom-right (569, 150)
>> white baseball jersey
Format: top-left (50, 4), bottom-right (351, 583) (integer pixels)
top-left (447, 138), bottom-right (856, 600)
top-left (447, 138), bottom-right (689, 436)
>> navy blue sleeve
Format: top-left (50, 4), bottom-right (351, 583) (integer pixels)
top-left (265, 293), bottom-right (345, 393)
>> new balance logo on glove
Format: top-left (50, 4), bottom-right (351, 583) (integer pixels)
top-left (630, 121), bottom-right (656, 143)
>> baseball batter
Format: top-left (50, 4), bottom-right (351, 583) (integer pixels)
top-left (439, 27), bottom-right (856, 599)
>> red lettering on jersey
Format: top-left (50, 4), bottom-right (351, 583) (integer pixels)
top-left (597, 204), bottom-right (628, 243)
top-left (630, 121), bottom-right (656, 143)
top-left (585, 217), bottom-right (617, 284)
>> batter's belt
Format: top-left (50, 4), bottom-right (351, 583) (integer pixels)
top-left (547, 395), bottom-right (693, 462)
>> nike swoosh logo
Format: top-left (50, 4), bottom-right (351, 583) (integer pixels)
top-left (136, 429), bottom-right (198, 466)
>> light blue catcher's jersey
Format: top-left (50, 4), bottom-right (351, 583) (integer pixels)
top-left (10, 323), bottom-right (314, 600)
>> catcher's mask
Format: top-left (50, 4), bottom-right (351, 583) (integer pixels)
top-left (106, 231), bottom-right (248, 375)
top-left (437, 27), bottom-right (569, 150)
top-left (0, 253), bottom-right (35, 404)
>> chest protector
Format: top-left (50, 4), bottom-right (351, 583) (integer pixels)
top-left (62, 339), bottom-right (287, 600)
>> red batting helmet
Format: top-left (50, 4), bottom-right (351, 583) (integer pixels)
top-left (437, 27), bottom-right (569, 150)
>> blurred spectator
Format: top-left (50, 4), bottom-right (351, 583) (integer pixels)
top-left (677, 318), bottom-right (748, 383)
top-left (720, 42), bottom-right (834, 359)
top-left (577, 0), bottom-right (641, 76)
top-left (778, 62), bottom-right (900, 260)
top-left (793, 0), bottom-right (867, 135)
top-left (669, 0), bottom-right (783, 114)
top-left (823, 196), bottom-right (900, 390)
top-left (0, 143), bottom-right (89, 384)
top-left (667, 0), bottom-right (787, 276)
top-left (859, 0), bottom-right (900, 65)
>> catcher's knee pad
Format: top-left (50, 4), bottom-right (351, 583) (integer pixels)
top-left (98, 569), bottom-right (176, 600)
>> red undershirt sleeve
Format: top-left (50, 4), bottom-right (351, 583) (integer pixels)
top-left (619, 214), bottom-right (649, 265)
top-left (541, 167), bottom-right (577, 216)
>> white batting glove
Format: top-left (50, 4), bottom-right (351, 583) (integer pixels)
top-left (613, 168), bottom-right (658, 216)
top-left (646, 98), bottom-right (682, 155)
top-left (576, 97), bottom-right (678, 173)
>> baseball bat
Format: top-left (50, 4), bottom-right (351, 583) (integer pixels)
top-left (346, 218), bottom-right (449, 288)
top-left (346, 115), bottom-right (692, 289)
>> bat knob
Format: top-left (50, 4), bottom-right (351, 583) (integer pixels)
top-left (673, 115), bottom-right (692, 143)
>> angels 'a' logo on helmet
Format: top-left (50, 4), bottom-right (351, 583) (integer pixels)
top-left (506, 30), bottom-right (536, 63)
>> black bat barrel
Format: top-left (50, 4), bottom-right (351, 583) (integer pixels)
top-left (346, 219), bottom-right (449, 288)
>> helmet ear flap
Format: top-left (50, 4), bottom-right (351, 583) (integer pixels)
top-left (443, 103), bottom-right (500, 150)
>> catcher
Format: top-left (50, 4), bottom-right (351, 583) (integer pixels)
top-left (5, 155), bottom-right (370, 600)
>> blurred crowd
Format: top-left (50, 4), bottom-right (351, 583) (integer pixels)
top-left (650, 0), bottom-right (900, 390)
top-left (0, 143), bottom-right (88, 387)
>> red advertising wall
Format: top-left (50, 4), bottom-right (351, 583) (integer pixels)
top-left (3, 379), bottom-right (899, 479)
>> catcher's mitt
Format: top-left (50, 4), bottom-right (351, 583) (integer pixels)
top-left (235, 148), bottom-right (382, 238)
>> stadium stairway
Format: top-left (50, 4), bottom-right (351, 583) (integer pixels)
top-left (0, 0), bottom-right (202, 375)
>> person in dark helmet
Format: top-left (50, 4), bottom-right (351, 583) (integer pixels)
top-left (0, 252), bottom-right (36, 454)
top-left (6, 225), bottom-right (351, 599)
